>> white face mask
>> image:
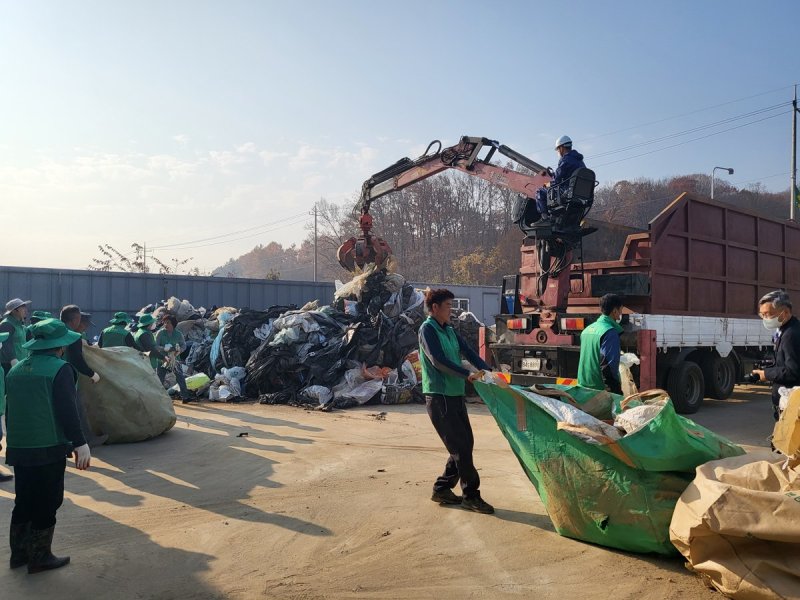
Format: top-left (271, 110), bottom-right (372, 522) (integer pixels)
top-left (763, 316), bottom-right (781, 330)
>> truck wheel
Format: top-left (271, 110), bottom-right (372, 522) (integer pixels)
top-left (697, 353), bottom-right (735, 400)
top-left (666, 361), bottom-right (704, 414)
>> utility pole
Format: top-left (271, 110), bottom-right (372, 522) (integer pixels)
top-left (143, 242), bottom-right (147, 273)
top-left (791, 84), bottom-right (798, 221)
top-left (313, 202), bottom-right (318, 282)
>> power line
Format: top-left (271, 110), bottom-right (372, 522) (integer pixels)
top-left (588, 102), bottom-right (790, 160)
top-left (163, 215), bottom-right (311, 251)
top-left (593, 110), bottom-right (791, 168)
top-left (731, 171), bottom-right (790, 187)
top-left (579, 84), bottom-right (794, 145)
top-left (530, 83), bottom-right (795, 154)
top-left (149, 211), bottom-right (308, 250)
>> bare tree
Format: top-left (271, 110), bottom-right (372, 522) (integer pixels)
top-left (88, 243), bottom-right (196, 274)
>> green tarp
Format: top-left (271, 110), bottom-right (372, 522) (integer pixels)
top-left (475, 382), bottom-right (744, 555)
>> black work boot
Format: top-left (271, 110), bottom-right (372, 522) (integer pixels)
top-left (9, 522), bottom-right (31, 569)
top-left (27, 526), bottom-right (70, 574)
top-left (431, 489), bottom-right (462, 505)
top-left (462, 495), bottom-right (495, 514)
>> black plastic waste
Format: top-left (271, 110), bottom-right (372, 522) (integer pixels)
top-left (219, 306), bottom-right (295, 370)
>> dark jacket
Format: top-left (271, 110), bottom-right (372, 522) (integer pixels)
top-left (553, 149), bottom-right (586, 191)
top-left (764, 316), bottom-right (800, 408)
top-left (65, 337), bottom-right (95, 378)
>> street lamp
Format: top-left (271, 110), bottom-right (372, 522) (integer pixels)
top-left (711, 166), bottom-right (734, 200)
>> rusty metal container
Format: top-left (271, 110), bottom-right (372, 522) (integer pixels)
top-left (523, 193), bottom-right (800, 318)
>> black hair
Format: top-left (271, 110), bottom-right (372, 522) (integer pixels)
top-left (162, 315), bottom-right (178, 327)
top-left (60, 304), bottom-right (81, 324)
top-left (600, 294), bottom-right (624, 315)
top-left (425, 288), bottom-right (455, 311)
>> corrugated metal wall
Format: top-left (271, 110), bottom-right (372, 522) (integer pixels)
top-left (0, 266), bottom-right (500, 340)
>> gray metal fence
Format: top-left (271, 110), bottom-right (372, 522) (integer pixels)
top-left (0, 266), bottom-right (500, 340)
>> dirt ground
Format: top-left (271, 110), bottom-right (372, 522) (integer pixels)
top-left (0, 383), bottom-right (776, 599)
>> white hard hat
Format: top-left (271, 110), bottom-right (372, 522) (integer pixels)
top-left (554, 135), bottom-right (572, 149)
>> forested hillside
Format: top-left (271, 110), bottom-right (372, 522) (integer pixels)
top-left (215, 169), bottom-right (790, 284)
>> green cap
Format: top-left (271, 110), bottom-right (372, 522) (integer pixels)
top-left (110, 311), bottom-right (133, 325)
top-left (136, 313), bottom-right (156, 328)
top-left (22, 318), bottom-right (81, 350)
top-left (30, 310), bottom-right (53, 323)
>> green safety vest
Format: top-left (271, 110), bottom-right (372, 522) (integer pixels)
top-left (155, 329), bottom-right (183, 351)
top-left (1, 315), bottom-right (29, 362)
top-left (133, 328), bottom-right (159, 369)
top-left (5, 353), bottom-right (74, 449)
top-left (101, 324), bottom-right (129, 348)
top-left (577, 314), bottom-right (623, 391)
top-left (420, 317), bottom-right (466, 396)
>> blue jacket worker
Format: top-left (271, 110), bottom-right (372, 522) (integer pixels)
top-left (535, 135), bottom-right (586, 219)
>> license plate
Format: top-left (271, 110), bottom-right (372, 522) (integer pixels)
top-left (520, 358), bottom-right (541, 371)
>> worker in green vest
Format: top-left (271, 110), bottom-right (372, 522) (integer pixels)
top-left (60, 305), bottom-right (107, 447)
top-left (5, 318), bottom-right (91, 574)
top-left (98, 312), bottom-right (137, 348)
top-left (418, 288), bottom-right (494, 515)
top-left (133, 313), bottom-right (166, 370)
top-left (29, 311), bottom-right (53, 326)
top-left (577, 294), bottom-right (624, 395)
top-left (155, 314), bottom-right (191, 402)
top-left (0, 298), bottom-right (32, 376)
top-left (0, 331), bottom-right (14, 483)
top-left (30, 311), bottom-right (52, 323)
top-left (78, 312), bottom-right (94, 344)
top-left (25, 311), bottom-right (54, 343)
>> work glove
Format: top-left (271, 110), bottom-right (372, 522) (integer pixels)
top-left (164, 344), bottom-right (173, 352)
top-left (73, 444), bottom-right (91, 470)
top-left (467, 371), bottom-right (484, 383)
top-left (10, 359), bottom-right (18, 367)
top-left (90, 372), bottom-right (100, 384)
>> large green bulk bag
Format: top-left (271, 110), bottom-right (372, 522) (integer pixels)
top-left (475, 382), bottom-right (743, 555)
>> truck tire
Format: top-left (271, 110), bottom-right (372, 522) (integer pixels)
top-left (697, 353), bottom-right (736, 400)
top-left (666, 361), bottom-right (704, 414)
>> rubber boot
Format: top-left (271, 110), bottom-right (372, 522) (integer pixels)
top-left (9, 522), bottom-right (30, 569)
top-left (27, 526), bottom-right (70, 574)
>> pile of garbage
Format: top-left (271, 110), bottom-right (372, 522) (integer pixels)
top-left (133, 262), bottom-right (469, 409)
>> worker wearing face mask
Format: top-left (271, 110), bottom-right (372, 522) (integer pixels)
top-left (752, 290), bottom-right (800, 421)
top-left (578, 294), bottom-right (624, 395)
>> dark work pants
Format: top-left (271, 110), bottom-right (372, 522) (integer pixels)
top-left (425, 394), bottom-right (480, 500)
top-left (157, 364), bottom-right (189, 398)
top-left (11, 459), bottom-right (66, 529)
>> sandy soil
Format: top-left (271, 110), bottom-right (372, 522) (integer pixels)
top-left (0, 386), bottom-right (775, 599)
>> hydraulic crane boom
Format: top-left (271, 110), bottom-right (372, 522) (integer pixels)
top-left (337, 134), bottom-right (597, 313)
top-left (337, 136), bottom-right (552, 271)
top-left (359, 136), bottom-right (550, 215)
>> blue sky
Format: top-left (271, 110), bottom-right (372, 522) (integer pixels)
top-left (1, 1), bottom-right (798, 274)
